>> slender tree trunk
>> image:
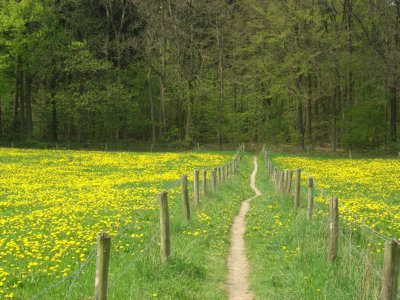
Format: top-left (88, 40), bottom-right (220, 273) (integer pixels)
top-left (12, 61), bottom-right (19, 136)
top-left (332, 88), bottom-right (337, 152)
top-left (185, 80), bottom-right (193, 143)
top-left (51, 98), bottom-right (57, 142)
top-left (298, 98), bottom-right (305, 150)
top-left (159, 77), bottom-right (166, 135)
top-left (390, 86), bottom-right (397, 143)
top-left (50, 75), bottom-right (57, 142)
top-left (25, 73), bottom-right (33, 138)
top-left (19, 70), bottom-right (25, 137)
top-left (147, 65), bottom-right (156, 144)
top-left (216, 30), bottom-right (224, 147)
top-left (306, 74), bottom-right (312, 144)
top-left (160, 1), bottom-right (167, 135)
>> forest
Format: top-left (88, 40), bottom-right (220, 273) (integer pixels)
top-left (0, 0), bottom-right (399, 150)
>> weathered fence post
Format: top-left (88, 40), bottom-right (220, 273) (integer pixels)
top-left (307, 177), bottom-right (314, 221)
top-left (294, 169), bottom-right (301, 209)
top-left (159, 191), bottom-right (170, 262)
top-left (221, 166), bottom-right (225, 182)
top-left (181, 175), bottom-right (190, 223)
top-left (218, 167), bottom-right (222, 184)
top-left (328, 197), bottom-right (339, 262)
top-left (381, 239), bottom-right (400, 300)
top-left (94, 233), bottom-right (111, 300)
top-left (287, 170), bottom-right (293, 194)
top-left (194, 170), bottom-right (200, 208)
top-left (202, 170), bottom-right (207, 195)
top-left (212, 168), bottom-right (217, 191)
top-left (279, 171), bottom-right (285, 194)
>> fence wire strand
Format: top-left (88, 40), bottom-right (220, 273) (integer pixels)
top-left (27, 151), bottom-right (242, 299)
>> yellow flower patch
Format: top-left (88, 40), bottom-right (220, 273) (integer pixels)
top-left (273, 156), bottom-right (400, 240)
top-left (0, 148), bottom-right (231, 296)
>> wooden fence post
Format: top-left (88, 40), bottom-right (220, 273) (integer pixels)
top-left (221, 166), bottom-right (225, 182)
top-left (212, 168), bottom-right (217, 191)
top-left (279, 171), bottom-right (285, 194)
top-left (328, 197), bottom-right (339, 262)
top-left (307, 177), bottom-right (314, 221)
top-left (181, 175), bottom-right (190, 223)
top-left (202, 170), bottom-right (207, 195)
top-left (294, 169), bottom-right (301, 209)
top-left (194, 170), bottom-right (200, 208)
top-left (287, 170), bottom-right (293, 194)
top-left (159, 191), bottom-right (170, 262)
top-left (218, 167), bottom-right (222, 184)
top-left (94, 233), bottom-right (111, 300)
top-left (381, 239), bottom-right (400, 300)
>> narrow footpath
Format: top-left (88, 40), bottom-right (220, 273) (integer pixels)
top-left (227, 156), bottom-right (261, 300)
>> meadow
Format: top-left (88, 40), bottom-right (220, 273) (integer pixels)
top-left (245, 153), bottom-right (400, 299)
top-left (272, 155), bottom-right (400, 242)
top-left (0, 148), bottom-right (238, 299)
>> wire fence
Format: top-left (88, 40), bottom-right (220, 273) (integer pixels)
top-left (263, 147), bottom-right (400, 299)
top-left (27, 146), bottom-right (244, 299)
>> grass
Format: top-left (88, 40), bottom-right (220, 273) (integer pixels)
top-left (1, 149), bottom-right (254, 299)
top-left (245, 153), bottom-right (392, 299)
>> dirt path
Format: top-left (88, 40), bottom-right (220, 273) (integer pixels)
top-left (227, 156), bottom-right (261, 300)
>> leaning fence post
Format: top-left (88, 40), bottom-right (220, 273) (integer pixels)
top-left (94, 233), bottom-right (111, 300)
top-left (381, 239), bottom-right (400, 300)
top-left (307, 177), bottom-right (314, 221)
top-left (294, 169), bottom-right (301, 209)
top-left (328, 197), bottom-right (339, 262)
top-left (202, 170), bottom-right (207, 195)
top-left (181, 175), bottom-right (190, 223)
top-left (194, 170), bottom-right (200, 209)
top-left (159, 191), bottom-right (170, 262)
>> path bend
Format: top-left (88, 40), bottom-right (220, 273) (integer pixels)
top-left (226, 156), bottom-right (260, 300)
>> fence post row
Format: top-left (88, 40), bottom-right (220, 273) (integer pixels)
top-left (94, 233), bottom-right (111, 300)
top-left (328, 197), bottom-right (339, 263)
top-left (194, 169), bottom-right (200, 208)
top-left (159, 191), bottom-right (170, 262)
top-left (181, 175), bottom-right (190, 223)
top-left (381, 239), bottom-right (400, 300)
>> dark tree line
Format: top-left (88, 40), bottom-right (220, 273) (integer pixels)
top-left (0, 0), bottom-right (399, 150)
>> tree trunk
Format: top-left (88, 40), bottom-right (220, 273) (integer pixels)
top-left (19, 70), bottom-right (25, 138)
top-left (159, 76), bottom-right (166, 136)
top-left (185, 80), bottom-right (193, 143)
top-left (332, 88), bottom-right (337, 152)
top-left (297, 98), bottom-right (305, 150)
top-left (51, 98), bottom-right (57, 142)
top-left (12, 61), bottom-right (19, 136)
top-left (25, 73), bottom-right (33, 138)
top-left (216, 30), bottom-right (224, 147)
top-left (306, 74), bottom-right (312, 144)
top-left (390, 85), bottom-right (397, 143)
top-left (147, 65), bottom-right (156, 144)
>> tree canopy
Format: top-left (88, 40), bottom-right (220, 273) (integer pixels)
top-left (0, 0), bottom-right (399, 150)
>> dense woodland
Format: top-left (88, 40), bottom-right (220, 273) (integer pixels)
top-left (0, 0), bottom-right (399, 150)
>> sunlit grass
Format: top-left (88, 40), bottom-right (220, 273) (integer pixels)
top-left (0, 148), bottom-right (234, 298)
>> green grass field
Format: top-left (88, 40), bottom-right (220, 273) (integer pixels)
top-left (245, 153), bottom-right (395, 299)
top-left (0, 148), bottom-right (253, 299)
